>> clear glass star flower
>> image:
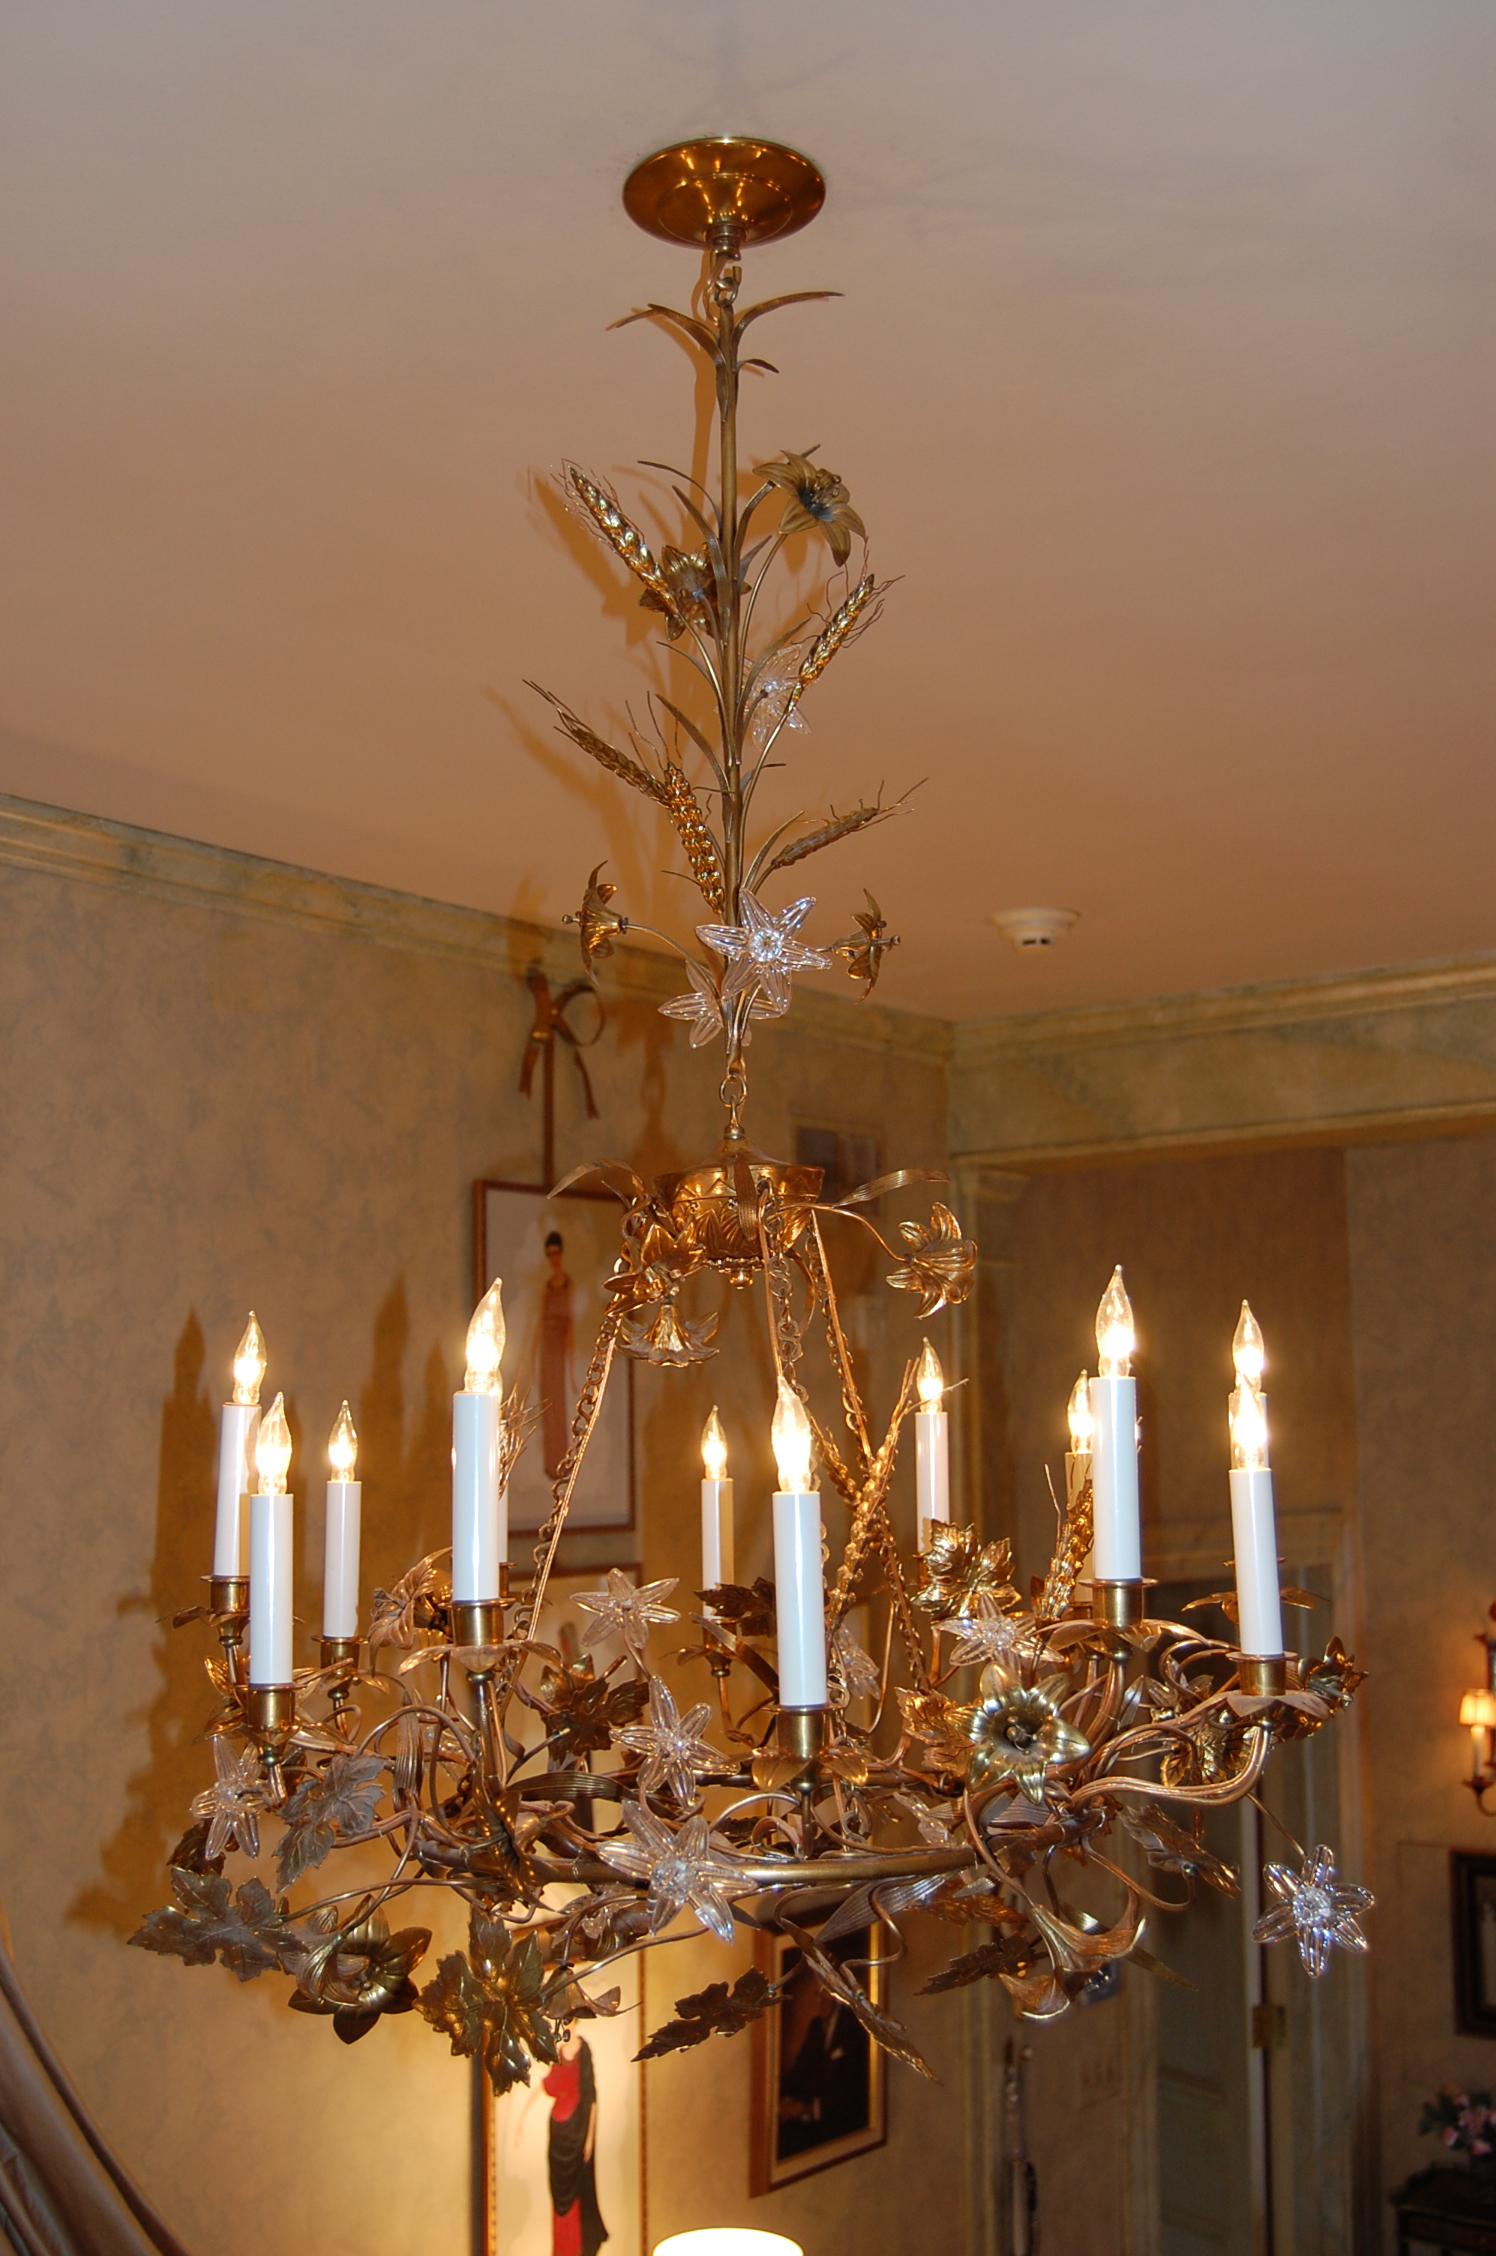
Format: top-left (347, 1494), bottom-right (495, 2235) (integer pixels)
top-left (659, 959), bottom-right (787, 1045)
top-left (659, 962), bottom-right (727, 1048)
top-left (832, 1624), bottom-right (882, 1704)
top-left (190, 1737), bottom-right (268, 1860)
top-left (597, 1804), bottom-right (742, 1942)
top-left (1252, 1843), bottom-right (1373, 1977)
top-left (938, 1613), bottom-right (1033, 1670)
top-left (572, 1569), bottom-right (680, 1661)
top-left (614, 1678), bottom-right (720, 1805)
top-left (696, 891), bottom-right (831, 1013)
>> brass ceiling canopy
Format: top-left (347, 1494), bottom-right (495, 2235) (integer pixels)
top-left (622, 135), bottom-right (825, 249)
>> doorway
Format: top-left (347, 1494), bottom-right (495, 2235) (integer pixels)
top-left (1151, 1569), bottom-right (1356, 2256)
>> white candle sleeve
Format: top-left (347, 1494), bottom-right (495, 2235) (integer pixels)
top-left (1230, 1466), bottom-right (1284, 1657)
top-left (452, 1390), bottom-right (502, 1603)
top-left (1090, 1374), bottom-right (1141, 1580)
top-left (323, 1481), bottom-right (362, 1639)
top-left (249, 1490), bottom-right (294, 1684)
top-left (701, 1477), bottom-right (735, 1590)
top-left (773, 1489), bottom-right (828, 1707)
top-left (915, 1408), bottom-right (950, 1540)
top-left (213, 1401), bottom-right (259, 1578)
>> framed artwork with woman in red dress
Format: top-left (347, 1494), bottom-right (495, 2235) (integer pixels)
top-left (480, 1573), bottom-right (645, 2255)
top-left (481, 1939), bottom-right (644, 2256)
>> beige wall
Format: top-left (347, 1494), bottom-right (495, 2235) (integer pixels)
top-left (1344, 1135), bottom-right (1496, 2215)
top-left (969, 1134), bottom-right (1494, 2254)
top-left (0, 806), bottom-right (960, 2256)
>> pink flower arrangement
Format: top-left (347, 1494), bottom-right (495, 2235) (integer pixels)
top-left (1421, 2085), bottom-right (1496, 2166)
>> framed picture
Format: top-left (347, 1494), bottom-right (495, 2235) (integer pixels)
top-left (793, 1123), bottom-right (879, 1204)
top-left (1452, 1849), bottom-right (1496, 2037)
top-left (750, 1920), bottom-right (889, 2193)
top-left (475, 1179), bottom-right (636, 1566)
top-left (482, 1902), bottom-right (646, 2256)
top-left (481, 1565), bottom-right (645, 2254)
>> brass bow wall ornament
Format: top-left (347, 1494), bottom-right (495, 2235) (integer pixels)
top-left (518, 964), bottom-right (603, 1182)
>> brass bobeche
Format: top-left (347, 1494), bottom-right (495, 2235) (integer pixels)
top-left (1091, 1579), bottom-right (1149, 1633)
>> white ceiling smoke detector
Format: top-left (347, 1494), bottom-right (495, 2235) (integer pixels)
top-left (991, 906), bottom-right (1080, 953)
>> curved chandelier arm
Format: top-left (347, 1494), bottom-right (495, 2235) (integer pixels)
top-left (1069, 1724), bottom-right (1272, 1812)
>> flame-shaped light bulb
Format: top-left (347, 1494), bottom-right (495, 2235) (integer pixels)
top-left (254, 1392), bottom-right (293, 1494)
top-left (231, 1312), bottom-right (267, 1407)
top-left (327, 1400), bottom-right (358, 1481)
top-left (1095, 1266), bottom-right (1136, 1378)
top-left (771, 1379), bottom-right (814, 1494)
top-left (1232, 1300), bottom-right (1266, 1389)
top-left (464, 1278), bottom-right (506, 1395)
top-left (1229, 1378), bottom-right (1270, 1472)
top-left (1067, 1370), bottom-right (1093, 1455)
top-left (916, 1339), bottom-right (946, 1410)
top-left (701, 1406), bottom-right (729, 1481)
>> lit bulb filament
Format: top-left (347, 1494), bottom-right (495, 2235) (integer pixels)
top-left (464, 1278), bottom-right (506, 1395)
top-left (701, 1406), bottom-right (729, 1481)
top-left (232, 1312), bottom-right (267, 1407)
top-left (1095, 1266), bottom-right (1135, 1378)
top-left (771, 1379), bottom-right (814, 1493)
top-left (328, 1400), bottom-right (358, 1481)
top-left (254, 1392), bottom-right (293, 1494)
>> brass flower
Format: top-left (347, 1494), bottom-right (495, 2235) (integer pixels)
top-left (568, 863), bottom-right (628, 977)
top-left (753, 450), bottom-right (866, 565)
top-left (965, 1661), bottom-right (1090, 1804)
top-left (640, 546), bottom-right (717, 639)
top-left (1297, 1635), bottom-right (1366, 1714)
top-left (289, 1913), bottom-right (430, 2046)
top-left (887, 1203), bottom-right (977, 1317)
top-left (832, 891), bottom-right (900, 998)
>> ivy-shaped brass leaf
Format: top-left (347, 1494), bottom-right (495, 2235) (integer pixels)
top-left (921, 1938), bottom-right (1034, 1995)
top-left (165, 1818), bottom-right (225, 1877)
top-left (1119, 1803), bottom-right (1239, 1896)
top-left (276, 1752), bottom-right (386, 1889)
top-left (635, 1968), bottom-right (783, 2061)
top-left (536, 1657), bottom-right (648, 1764)
top-left (780, 1921), bottom-right (936, 2082)
top-left (417, 1920), bottom-right (559, 2094)
top-left (130, 1867), bottom-right (294, 1983)
top-left (911, 1527), bottom-right (1019, 1621)
top-left (698, 1579), bottom-right (777, 1638)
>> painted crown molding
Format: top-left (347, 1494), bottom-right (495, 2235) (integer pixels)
top-left (954, 955), bottom-right (1496, 1063)
top-left (0, 791), bottom-right (951, 1064)
top-left (950, 955), bottom-right (1496, 1163)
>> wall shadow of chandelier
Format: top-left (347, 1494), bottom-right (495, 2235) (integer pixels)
top-left (133, 137), bottom-right (1372, 2094)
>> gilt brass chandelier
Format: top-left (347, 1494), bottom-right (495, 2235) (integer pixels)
top-left (132, 139), bottom-right (1371, 2093)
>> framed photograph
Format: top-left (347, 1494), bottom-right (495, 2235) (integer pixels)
top-left (482, 1905), bottom-right (646, 2256)
top-left (1452, 1849), bottom-right (1496, 2037)
top-left (475, 1180), bottom-right (636, 1565)
top-left (750, 1920), bottom-right (889, 2193)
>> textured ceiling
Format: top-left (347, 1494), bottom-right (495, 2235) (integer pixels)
top-left (2, 2), bottom-right (1493, 1017)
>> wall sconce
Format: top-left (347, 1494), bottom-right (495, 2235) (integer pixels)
top-left (1459, 1601), bottom-right (1496, 1814)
